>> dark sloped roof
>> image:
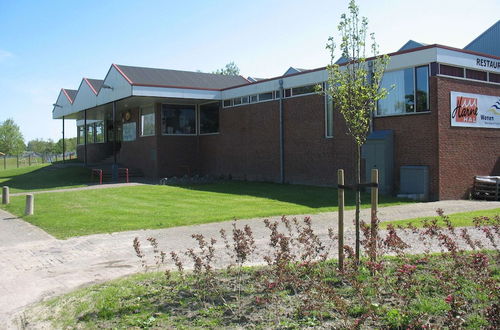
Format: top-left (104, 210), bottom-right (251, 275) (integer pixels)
top-left (464, 20), bottom-right (500, 57)
top-left (115, 64), bottom-right (249, 90)
top-left (85, 79), bottom-right (104, 94)
top-left (62, 89), bottom-right (78, 103)
top-left (398, 40), bottom-right (427, 52)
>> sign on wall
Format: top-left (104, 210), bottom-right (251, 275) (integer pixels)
top-left (123, 122), bottom-right (137, 141)
top-left (450, 91), bottom-right (500, 129)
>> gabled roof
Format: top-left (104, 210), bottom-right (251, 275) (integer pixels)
top-left (85, 78), bottom-right (104, 95)
top-left (398, 40), bottom-right (427, 52)
top-left (464, 20), bottom-right (500, 57)
top-left (62, 88), bottom-right (77, 103)
top-left (114, 64), bottom-right (249, 90)
top-left (283, 67), bottom-right (307, 76)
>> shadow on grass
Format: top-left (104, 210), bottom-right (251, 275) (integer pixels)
top-left (181, 181), bottom-right (410, 209)
top-left (0, 165), bottom-right (92, 192)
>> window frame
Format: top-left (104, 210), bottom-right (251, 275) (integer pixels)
top-left (140, 104), bottom-right (156, 137)
top-left (161, 103), bottom-right (197, 136)
top-left (198, 101), bottom-right (220, 136)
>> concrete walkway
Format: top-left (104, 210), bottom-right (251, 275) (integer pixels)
top-left (1, 200), bottom-right (499, 329)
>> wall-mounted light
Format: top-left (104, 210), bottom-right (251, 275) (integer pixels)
top-left (53, 104), bottom-right (63, 108)
top-left (102, 84), bottom-right (114, 90)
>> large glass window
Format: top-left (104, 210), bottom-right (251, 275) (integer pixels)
top-left (95, 121), bottom-right (105, 143)
top-left (161, 104), bottom-right (196, 135)
top-left (200, 102), bottom-right (220, 134)
top-left (77, 126), bottom-right (85, 145)
top-left (141, 105), bottom-right (155, 136)
top-left (415, 66), bottom-right (429, 112)
top-left (86, 124), bottom-right (95, 143)
top-left (377, 66), bottom-right (429, 116)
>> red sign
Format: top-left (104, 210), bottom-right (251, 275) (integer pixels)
top-left (452, 96), bottom-right (478, 123)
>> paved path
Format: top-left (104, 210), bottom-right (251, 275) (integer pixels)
top-left (8, 182), bottom-right (144, 197)
top-left (1, 200), bottom-right (499, 329)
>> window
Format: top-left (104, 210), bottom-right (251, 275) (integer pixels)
top-left (161, 104), bottom-right (196, 135)
top-left (490, 72), bottom-right (500, 83)
top-left (241, 96), bottom-right (249, 104)
top-left (377, 66), bottom-right (429, 116)
top-left (284, 89), bottom-right (292, 97)
top-left (325, 94), bottom-right (334, 137)
top-left (223, 99), bottom-right (232, 107)
top-left (274, 90), bottom-right (281, 99)
top-left (439, 64), bottom-right (464, 78)
top-left (95, 121), bottom-right (105, 143)
top-left (200, 102), bottom-right (219, 134)
top-left (140, 105), bottom-right (155, 136)
top-left (465, 69), bottom-right (487, 81)
top-left (233, 98), bottom-right (242, 106)
top-left (415, 66), bottom-right (429, 112)
top-left (258, 92), bottom-right (273, 101)
top-left (86, 124), bottom-right (95, 143)
top-left (77, 126), bottom-right (85, 145)
top-left (250, 95), bottom-right (258, 103)
top-left (292, 84), bottom-right (316, 96)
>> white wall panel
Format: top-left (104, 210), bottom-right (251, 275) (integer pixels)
top-left (72, 80), bottom-right (98, 113)
top-left (96, 65), bottom-right (133, 105)
top-left (133, 86), bottom-right (220, 100)
top-left (52, 90), bottom-right (73, 119)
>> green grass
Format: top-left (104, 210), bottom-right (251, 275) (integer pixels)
top-left (1, 182), bottom-right (410, 238)
top-left (0, 156), bottom-right (45, 170)
top-left (0, 164), bottom-right (91, 193)
top-left (380, 208), bottom-right (500, 229)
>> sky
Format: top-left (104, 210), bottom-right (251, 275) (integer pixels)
top-left (0, 0), bottom-right (499, 141)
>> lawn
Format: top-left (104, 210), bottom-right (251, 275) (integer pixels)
top-left (380, 208), bottom-right (500, 229)
top-left (1, 182), bottom-right (410, 239)
top-left (0, 164), bottom-right (91, 193)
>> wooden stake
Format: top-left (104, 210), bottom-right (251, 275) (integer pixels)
top-left (338, 169), bottom-right (345, 270)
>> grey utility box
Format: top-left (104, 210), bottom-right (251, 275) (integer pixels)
top-left (361, 130), bottom-right (394, 195)
top-left (399, 165), bottom-right (429, 201)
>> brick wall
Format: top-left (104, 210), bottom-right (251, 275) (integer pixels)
top-left (436, 77), bottom-right (500, 199)
top-left (374, 77), bottom-right (440, 200)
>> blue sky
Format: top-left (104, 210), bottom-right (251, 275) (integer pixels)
top-left (0, 0), bottom-right (499, 141)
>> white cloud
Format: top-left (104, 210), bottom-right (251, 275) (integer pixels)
top-left (0, 49), bottom-right (13, 62)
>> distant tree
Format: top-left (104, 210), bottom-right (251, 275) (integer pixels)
top-left (213, 61), bottom-right (240, 75)
top-left (0, 118), bottom-right (25, 155)
top-left (27, 138), bottom-right (56, 161)
top-left (324, 0), bottom-right (389, 262)
top-left (55, 137), bottom-right (77, 154)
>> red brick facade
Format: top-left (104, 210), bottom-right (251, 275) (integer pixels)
top-left (77, 77), bottom-right (500, 200)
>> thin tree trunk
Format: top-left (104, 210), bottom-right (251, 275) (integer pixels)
top-left (355, 144), bottom-right (361, 263)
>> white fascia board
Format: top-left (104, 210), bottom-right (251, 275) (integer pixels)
top-left (52, 90), bottom-right (73, 119)
top-left (132, 85), bottom-right (221, 100)
top-left (72, 81), bottom-right (98, 113)
top-left (386, 48), bottom-right (437, 72)
top-left (436, 48), bottom-right (500, 73)
top-left (222, 70), bottom-right (327, 99)
top-left (97, 66), bottom-right (132, 105)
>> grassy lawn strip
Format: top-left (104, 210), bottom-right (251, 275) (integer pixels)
top-left (380, 208), bottom-right (500, 229)
top-left (0, 165), bottom-right (91, 193)
top-left (25, 252), bottom-right (498, 329)
top-left (1, 182), bottom-right (410, 239)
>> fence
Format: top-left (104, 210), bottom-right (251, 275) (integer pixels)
top-left (0, 153), bottom-right (77, 170)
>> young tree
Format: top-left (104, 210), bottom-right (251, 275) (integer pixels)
top-left (325, 0), bottom-right (389, 262)
top-left (213, 61), bottom-right (240, 75)
top-left (0, 118), bottom-right (25, 155)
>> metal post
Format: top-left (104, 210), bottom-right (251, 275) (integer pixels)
top-left (370, 169), bottom-right (379, 263)
top-left (2, 186), bottom-right (9, 204)
top-left (62, 116), bottom-right (65, 163)
top-left (279, 79), bottom-right (285, 184)
top-left (338, 169), bottom-right (345, 270)
top-left (84, 110), bottom-right (87, 166)
top-left (112, 101), bottom-right (118, 181)
top-left (25, 194), bottom-right (34, 216)
top-left (3, 155), bottom-right (5, 170)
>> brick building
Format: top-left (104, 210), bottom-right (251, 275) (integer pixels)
top-left (53, 24), bottom-right (500, 201)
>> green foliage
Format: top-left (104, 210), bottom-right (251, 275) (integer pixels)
top-left (325, 0), bottom-right (389, 147)
top-left (212, 61), bottom-right (240, 75)
top-left (27, 138), bottom-right (56, 155)
top-left (0, 118), bottom-right (25, 155)
top-left (55, 137), bottom-right (77, 154)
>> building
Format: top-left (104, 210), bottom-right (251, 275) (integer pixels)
top-left (53, 22), bottom-right (500, 201)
